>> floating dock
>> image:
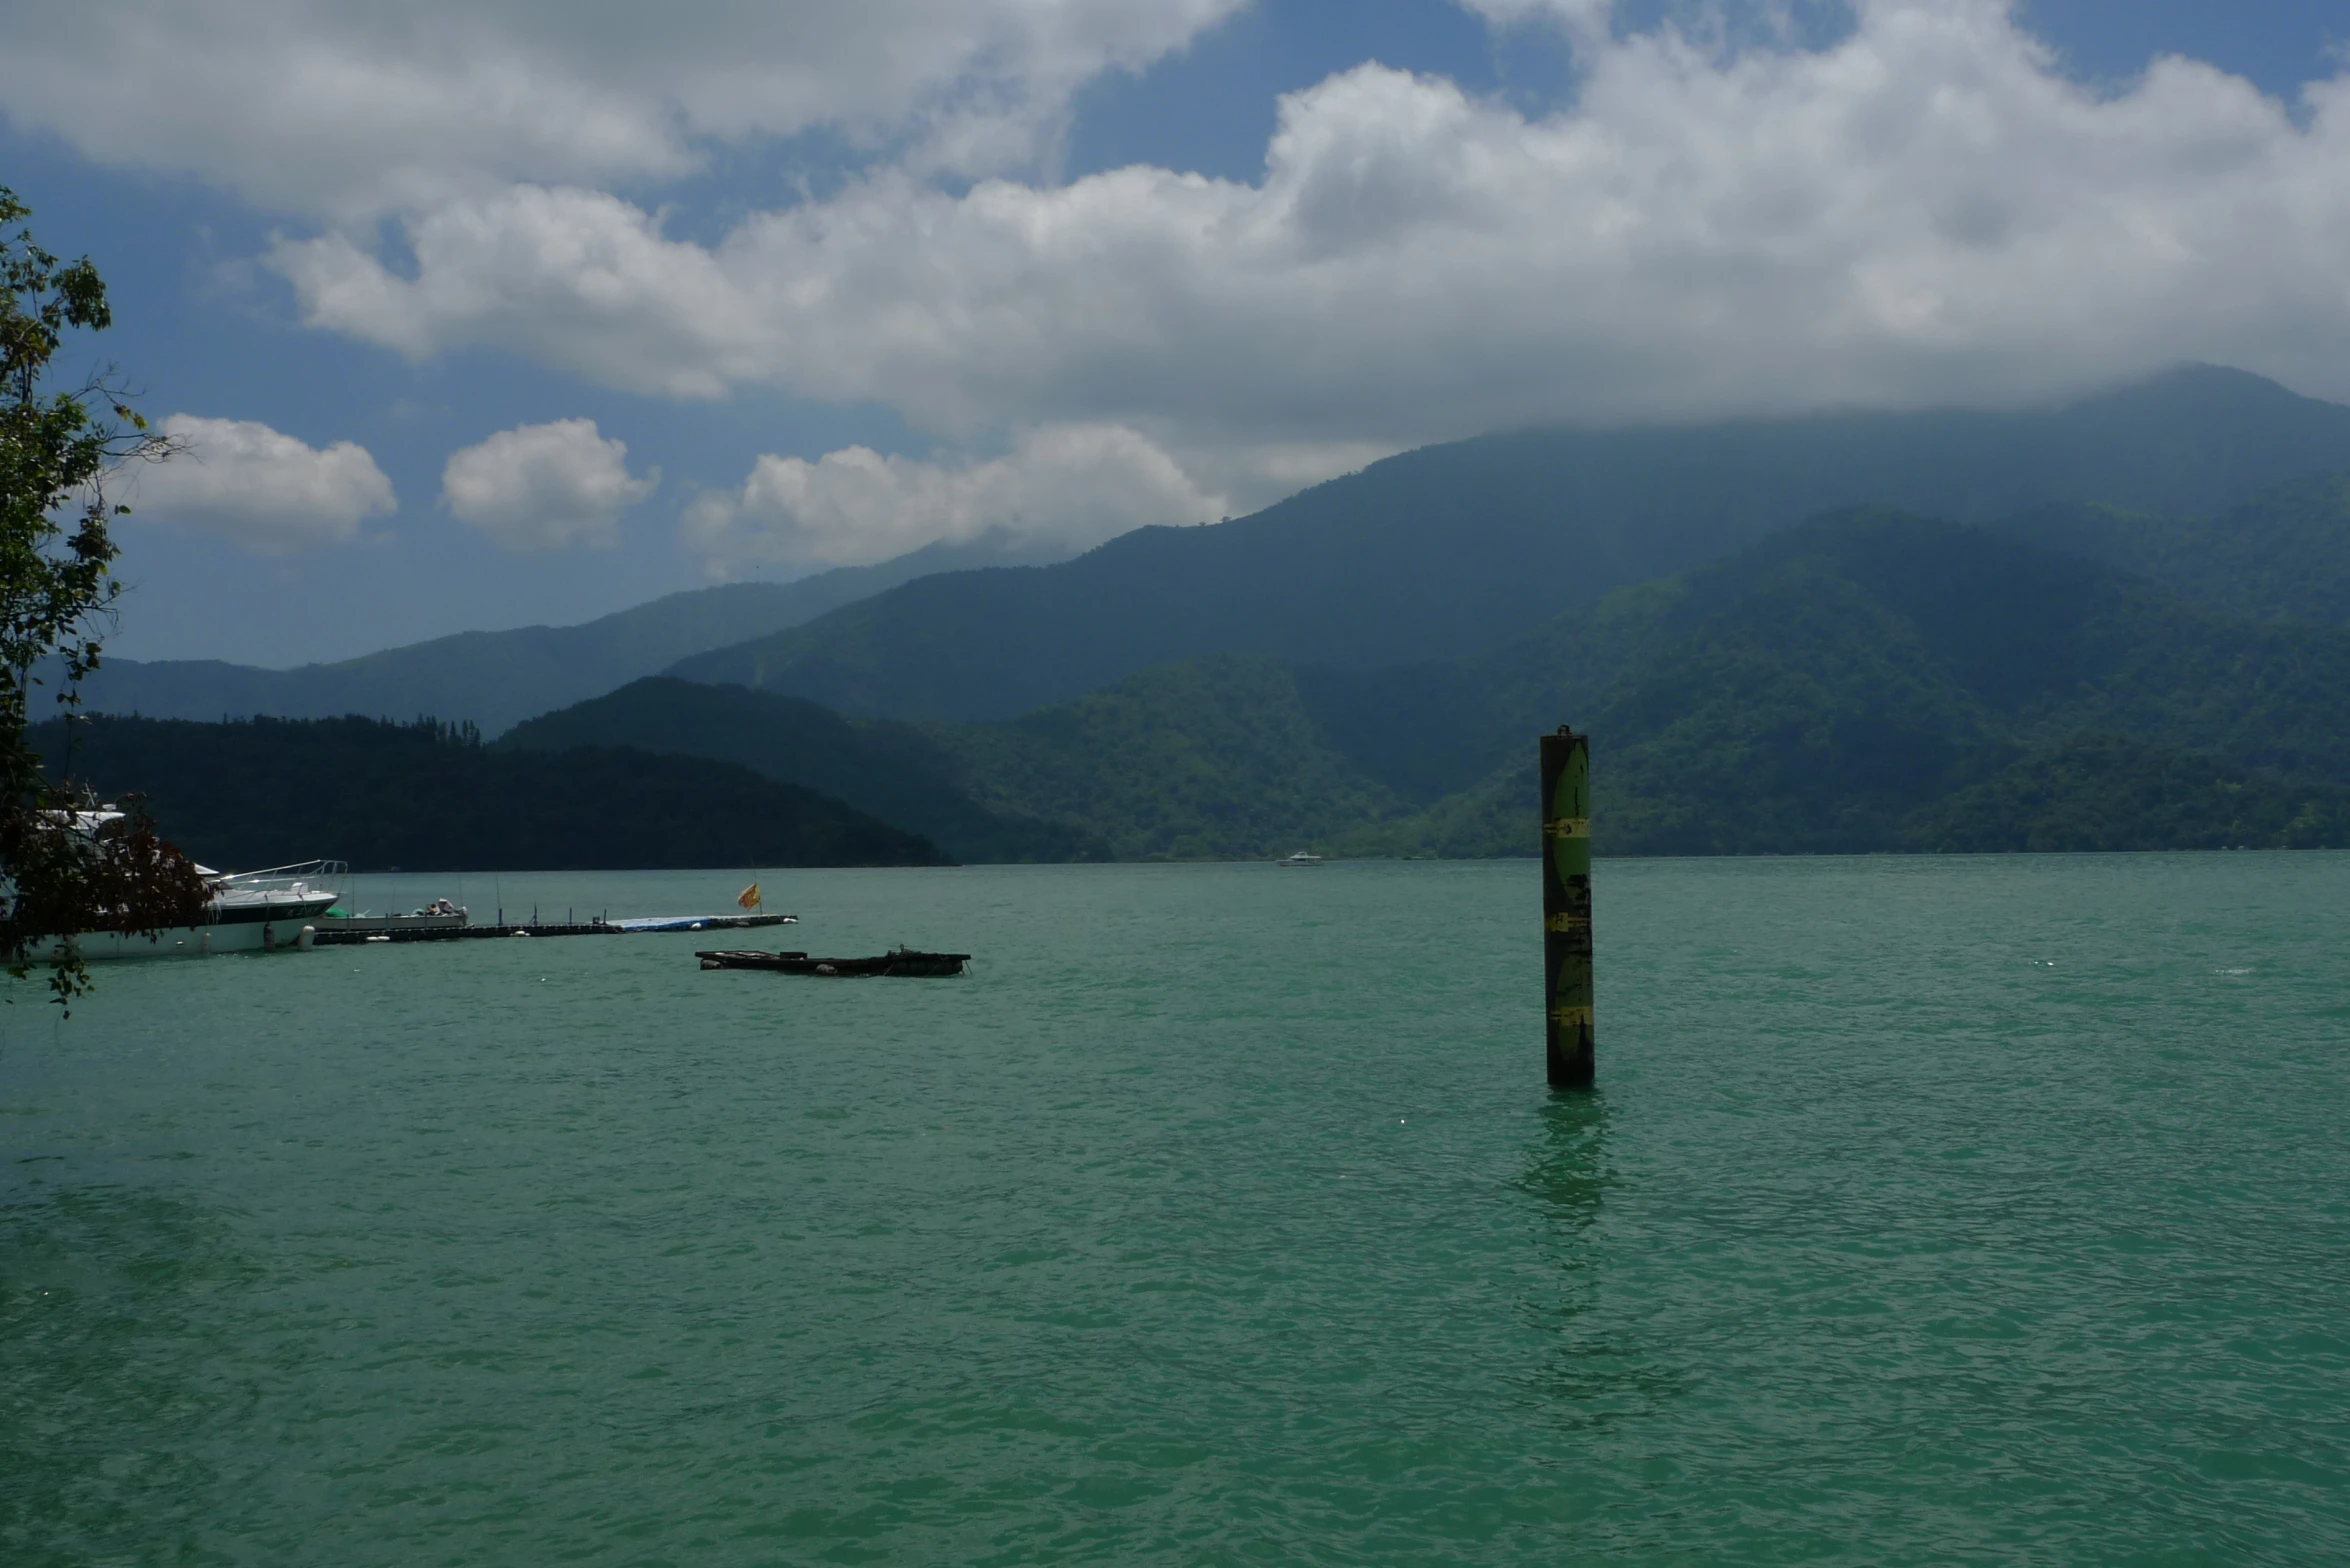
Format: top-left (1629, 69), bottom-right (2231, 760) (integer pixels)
top-left (312, 913), bottom-right (798, 946)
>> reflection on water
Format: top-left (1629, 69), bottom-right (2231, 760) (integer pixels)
top-left (1515, 1089), bottom-right (1683, 1426)
top-left (1521, 1089), bottom-right (1613, 1237)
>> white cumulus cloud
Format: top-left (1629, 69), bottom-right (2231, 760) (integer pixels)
top-left (684, 424), bottom-right (1228, 571)
top-left (0, 0), bottom-right (1244, 218)
top-left (268, 0), bottom-right (2350, 503)
top-left (440, 419), bottom-right (658, 552)
top-left (132, 415), bottom-right (396, 553)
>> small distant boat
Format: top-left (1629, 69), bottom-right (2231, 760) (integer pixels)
top-left (1275, 850), bottom-right (1324, 867)
top-left (696, 947), bottom-right (970, 977)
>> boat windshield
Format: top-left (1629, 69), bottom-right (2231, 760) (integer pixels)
top-left (211, 860), bottom-right (348, 901)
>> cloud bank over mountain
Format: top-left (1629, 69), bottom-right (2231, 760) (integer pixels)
top-left (270, 3), bottom-right (2350, 504)
top-left (684, 424), bottom-right (1228, 571)
top-left (16, 0), bottom-right (2350, 576)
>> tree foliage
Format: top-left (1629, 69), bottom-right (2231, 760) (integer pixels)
top-left (37, 713), bottom-right (951, 872)
top-left (501, 677), bottom-right (1104, 863)
top-left (0, 186), bottom-right (207, 1005)
top-left (711, 509), bottom-right (2350, 862)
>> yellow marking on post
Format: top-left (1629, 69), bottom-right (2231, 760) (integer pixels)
top-left (1545, 913), bottom-right (1591, 934)
top-left (1542, 817), bottom-right (1591, 839)
top-left (1550, 1005), bottom-right (1594, 1030)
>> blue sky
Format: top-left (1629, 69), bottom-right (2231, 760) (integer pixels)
top-left (2, 0), bottom-right (2345, 667)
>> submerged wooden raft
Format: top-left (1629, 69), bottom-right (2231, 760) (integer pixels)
top-left (696, 947), bottom-right (971, 978)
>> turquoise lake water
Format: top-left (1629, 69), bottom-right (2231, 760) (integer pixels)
top-left (4, 854), bottom-right (2348, 1565)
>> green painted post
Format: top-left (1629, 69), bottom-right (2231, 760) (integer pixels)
top-left (1541, 727), bottom-right (1594, 1087)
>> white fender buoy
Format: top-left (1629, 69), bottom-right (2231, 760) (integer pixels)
top-left (297, 925), bottom-right (316, 950)
top-left (262, 923), bottom-right (276, 952)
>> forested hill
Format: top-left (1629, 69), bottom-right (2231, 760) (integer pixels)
top-left (500, 507), bottom-right (2350, 862)
top-left (1999, 472), bottom-right (2350, 627)
top-left (31, 715), bottom-right (948, 872)
top-left (71, 530), bottom-right (1066, 736)
top-left (499, 679), bottom-right (1106, 864)
top-left (671, 367), bottom-right (2350, 722)
top-left (892, 509), bottom-right (2350, 858)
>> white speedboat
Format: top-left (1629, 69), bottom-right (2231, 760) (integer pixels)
top-left (61, 857), bottom-right (346, 960)
top-left (1275, 850), bottom-right (1324, 867)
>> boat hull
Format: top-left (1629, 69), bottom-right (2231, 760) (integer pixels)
top-left (56, 895), bottom-right (341, 960)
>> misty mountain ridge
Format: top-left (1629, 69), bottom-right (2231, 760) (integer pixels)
top-left (1994, 472), bottom-right (2350, 628)
top-left (73, 528), bottom-right (1071, 736)
top-left (474, 505), bottom-right (2350, 862)
top-left (48, 365), bottom-right (2350, 868)
top-left (670, 366), bottom-right (2350, 721)
top-left (69, 365), bottom-right (2350, 742)
top-left (59, 502), bottom-right (2350, 867)
top-left (1108, 510), bottom-right (2350, 857)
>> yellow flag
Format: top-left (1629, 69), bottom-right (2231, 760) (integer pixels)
top-left (737, 881), bottom-right (761, 910)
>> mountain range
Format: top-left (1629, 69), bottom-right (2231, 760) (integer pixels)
top-left (44, 364), bottom-right (2350, 866)
top-left (77, 367), bottom-right (2350, 739)
top-left (75, 530), bottom-right (1068, 736)
top-left (670, 366), bottom-right (2350, 721)
top-left (474, 505), bottom-right (2350, 862)
top-left (1064, 505), bottom-right (2348, 857)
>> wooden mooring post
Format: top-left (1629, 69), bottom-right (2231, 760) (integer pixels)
top-left (1541, 727), bottom-right (1595, 1087)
